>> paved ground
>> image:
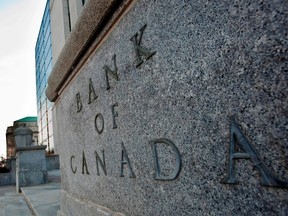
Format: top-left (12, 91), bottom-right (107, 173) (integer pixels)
top-left (3, 192), bottom-right (33, 216)
top-left (0, 186), bottom-right (16, 196)
top-left (21, 182), bottom-right (61, 216)
top-left (0, 169), bottom-right (61, 216)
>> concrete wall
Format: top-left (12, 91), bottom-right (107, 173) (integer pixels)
top-left (6, 158), bottom-right (16, 184)
top-left (46, 154), bottom-right (60, 171)
top-left (69, 0), bottom-right (84, 28)
top-left (0, 173), bottom-right (11, 186)
top-left (0, 155), bottom-right (59, 186)
top-left (50, 0), bottom-right (84, 66)
top-left (16, 148), bottom-right (48, 188)
top-left (50, 0), bottom-right (71, 66)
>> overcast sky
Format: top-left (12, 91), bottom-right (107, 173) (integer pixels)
top-left (0, 0), bottom-right (46, 157)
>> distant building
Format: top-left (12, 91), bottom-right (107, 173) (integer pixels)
top-left (35, 0), bottom-right (85, 154)
top-left (6, 117), bottom-right (38, 159)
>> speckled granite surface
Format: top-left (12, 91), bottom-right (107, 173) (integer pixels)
top-left (49, 0), bottom-right (288, 215)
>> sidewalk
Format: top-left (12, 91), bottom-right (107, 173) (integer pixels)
top-left (21, 182), bottom-right (61, 216)
top-left (0, 186), bottom-right (15, 196)
top-left (0, 169), bottom-right (61, 216)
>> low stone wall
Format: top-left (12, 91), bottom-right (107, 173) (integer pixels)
top-left (16, 146), bottom-right (48, 190)
top-left (46, 154), bottom-right (60, 171)
top-left (0, 173), bottom-right (11, 186)
top-left (0, 155), bottom-right (60, 186)
top-left (5, 158), bottom-right (16, 185)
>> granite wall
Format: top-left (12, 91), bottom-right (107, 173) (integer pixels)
top-left (47, 0), bottom-right (288, 215)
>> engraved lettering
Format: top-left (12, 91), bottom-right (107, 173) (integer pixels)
top-left (94, 150), bottom-right (107, 176)
top-left (76, 92), bottom-right (82, 112)
top-left (94, 113), bottom-right (104, 134)
top-left (70, 155), bottom-right (77, 174)
top-left (111, 103), bottom-right (118, 129)
top-left (223, 118), bottom-right (288, 187)
top-left (130, 24), bottom-right (156, 67)
top-left (88, 78), bottom-right (98, 104)
top-left (103, 54), bottom-right (119, 90)
top-left (120, 142), bottom-right (136, 178)
top-left (150, 138), bottom-right (182, 180)
top-left (82, 151), bottom-right (90, 175)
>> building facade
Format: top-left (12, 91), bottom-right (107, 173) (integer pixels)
top-left (6, 117), bottom-right (38, 159)
top-left (35, 0), bottom-right (54, 153)
top-left (50, 0), bottom-right (86, 63)
top-left (45, 1), bottom-right (288, 215)
top-left (35, 0), bottom-right (85, 154)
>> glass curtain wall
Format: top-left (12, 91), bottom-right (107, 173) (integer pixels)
top-left (35, 0), bottom-right (54, 154)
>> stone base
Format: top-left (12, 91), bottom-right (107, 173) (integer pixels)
top-left (16, 146), bottom-right (48, 192)
top-left (58, 190), bottom-right (125, 216)
top-left (17, 170), bottom-right (47, 186)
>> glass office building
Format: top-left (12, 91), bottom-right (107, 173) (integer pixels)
top-left (35, 0), bottom-right (86, 154)
top-left (35, 0), bottom-right (54, 153)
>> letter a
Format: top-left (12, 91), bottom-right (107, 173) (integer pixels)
top-left (119, 142), bottom-right (136, 178)
top-left (223, 118), bottom-right (288, 188)
top-left (82, 151), bottom-right (90, 175)
top-left (88, 78), bottom-right (98, 104)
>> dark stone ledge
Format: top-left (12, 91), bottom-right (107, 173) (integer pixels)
top-left (16, 145), bottom-right (47, 152)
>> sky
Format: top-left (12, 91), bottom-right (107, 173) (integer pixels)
top-left (0, 0), bottom-right (47, 157)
